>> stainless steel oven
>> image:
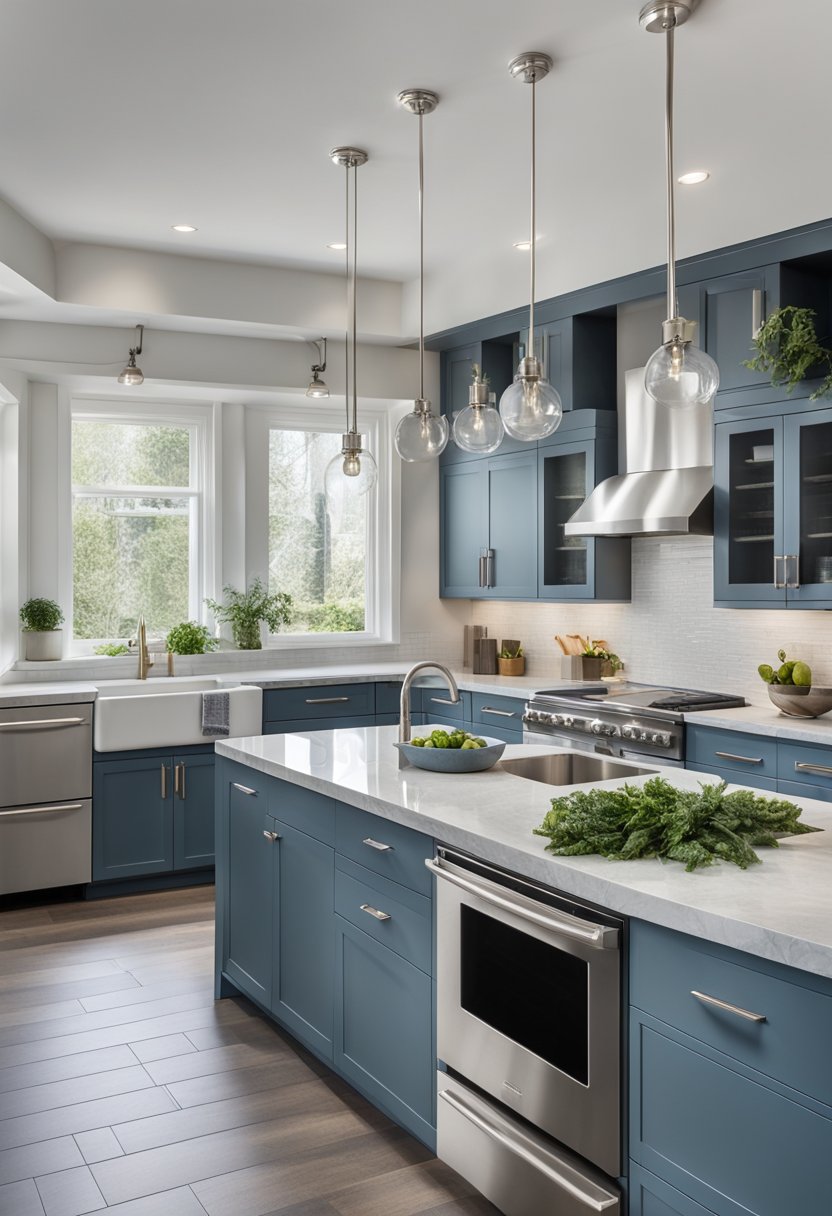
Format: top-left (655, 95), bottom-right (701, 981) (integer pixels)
top-left (428, 847), bottom-right (622, 1215)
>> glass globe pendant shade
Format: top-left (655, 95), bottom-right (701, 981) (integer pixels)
top-left (499, 357), bottom-right (562, 441)
top-left (395, 402), bottom-right (449, 462)
top-left (644, 338), bottom-right (720, 408)
top-left (453, 403), bottom-right (505, 454)
top-left (324, 435), bottom-right (378, 505)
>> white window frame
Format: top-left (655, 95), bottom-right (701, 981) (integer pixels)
top-left (244, 399), bottom-right (400, 648)
top-left (68, 399), bottom-right (215, 652)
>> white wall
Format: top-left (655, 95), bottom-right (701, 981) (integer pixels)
top-left (0, 370), bottom-right (25, 676)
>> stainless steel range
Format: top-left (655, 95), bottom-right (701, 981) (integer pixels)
top-left (523, 682), bottom-right (747, 767)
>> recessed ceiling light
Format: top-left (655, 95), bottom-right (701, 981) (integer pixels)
top-left (327, 242), bottom-right (347, 250)
top-left (171, 224), bottom-right (198, 233)
top-left (678, 171), bottom-right (710, 185)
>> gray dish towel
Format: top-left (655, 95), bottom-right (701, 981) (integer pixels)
top-left (202, 691), bottom-right (230, 737)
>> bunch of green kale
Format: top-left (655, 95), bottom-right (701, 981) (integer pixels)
top-left (532, 777), bottom-right (820, 872)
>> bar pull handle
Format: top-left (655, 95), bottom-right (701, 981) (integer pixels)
top-left (430, 696), bottom-right (458, 707)
top-left (263, 829), bottom-right (280, 842)
top-left (691, 990), bottom-right (766, 1023)
top-left (161, 764), bottom-right (167, 799)
top-left (0, 802), bottom-right (84, 819)
top-left (751, 287), bottom-right (764, 339)
top-left (177, 763), bottom-right (186, 800)
top-left (785, 554), bottom-right (800, 589)
top-left (795, 761), bottom-right (832, 777)
top-left (773, 555), bottom-right (785, 590)
top-left (714, 751), bottom-right (763, 765)
top-left (304, 696), bottom-right (350, 705)
top-left (485, 548), bottom-right (495, 588)
top-left (478, 552), bottom-right (487, 588)
top-left (360, 903), bottom-right (391, 922)
top-left (231, 782), bottom-right (257, 796)
top-left (481, 706), bottom-right (518, 718)
top-left (0, 717), bottom-right (86, 730)
top-left (362, 837), bottom-right (393, 852)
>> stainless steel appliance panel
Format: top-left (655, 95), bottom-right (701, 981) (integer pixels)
top-left (437, 1073), bottom-right (620, 1216)
top-left (0, 798), bottom-right (92, 894)
top-left (0, 703), bottom-right (92, 808)
top-left (522, 728), bottom-right (686, 769)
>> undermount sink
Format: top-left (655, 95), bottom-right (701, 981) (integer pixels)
top-left (94, 677), bottom-right (262, 751)
top-left (500, 752), bottom-right (658, 787)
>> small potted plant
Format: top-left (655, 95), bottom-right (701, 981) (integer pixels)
top-left (19, 598), bottom-right (65, 661)
top-left (497, 641), bottom-right (525, 677)
top-left (206, 578), bottom-right (293, 650)
top-left (580, 641), bottom-right (622, 680)
top-left (744, 305), bottom-right (832, 400)
top-left (165, 621), bottom-right (219, 656)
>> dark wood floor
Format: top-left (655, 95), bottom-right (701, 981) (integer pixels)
top-left (0, 886), bottom-right (498, 1216)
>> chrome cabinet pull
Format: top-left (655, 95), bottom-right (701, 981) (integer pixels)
top-left (160, 764), bottom-right (167, 799)
top-left (426, 857), bottom-right (619, 950)
top-left (773, 555), bottom-right (785, 590)
top-left (178, 763), bottom-right (186, 800)
top-left (691, 989), bottom-right (766, 1023)
top-left (0, 802), bottom-right (84, 818)
top-left (785, 554), bottom-right (800, 589)
top-left (714, 751), bottom-right (763, 765)
top-left (263, 829), bottom-right (280, 842)
top-left (751, 287), bottom-right (764, 338)
top-left (174, 763), bottom-right (180, 798)
top-left (304, 696), bottom-right (350, 705)
top-left (795, 761), bottom-right (832, 777)
top-left (481, 706), bottom-right (517, 718)
top-left (362, 837), bottom-right (393, 852)
top-left (231, 782), bottom-right (257, 796)
top-left (478, 552), bottom-right (487, 588)
top-left (485, 548), bottom-right (495, 588)
top-left (0, 716), bottom-right (86, 730)
top-left (360, 903), bottom-right (392, 922)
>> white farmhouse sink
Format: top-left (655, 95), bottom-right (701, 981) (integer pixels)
top-left (94, 677), bottom-right (262, 751)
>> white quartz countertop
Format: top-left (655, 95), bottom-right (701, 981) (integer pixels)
top-left (216, 724), bottom-right (832, 982)
top-left (0, 681), bottom-right (98, 707)
top-left (685, 702), bottom-right (832, 742)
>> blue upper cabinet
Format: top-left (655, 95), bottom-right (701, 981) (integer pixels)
top-left (439, 339), bottom-right (521, 462)
top-left (440, 449), bottom-right (538, 599)
top-left (533, 312), bottom-right (617, 415)
top-left (714, 404), bottom-right (832, 608)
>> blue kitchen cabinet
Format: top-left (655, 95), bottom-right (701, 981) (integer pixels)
top-left (222, 765), bottom-right (274, 1007)
top-left (93, 755), bottom-right (174, 881)
top-left (440, 450), bottom-right (538, 599)
top-left (685, 726), bottom-right (778, 790)
top-left (537, 414), bottom-right (631, 601)
top-left (628, 1161), bottom-right (724, 1216)
top-left (714, 405), bottom-right (832, 608)
top-left (263, 683), bottom-right (376, 731)
top-left (439, 339), bottom-right (521, 462)
top-left (469, 692), bottom-right (525, 742)
top-left (531, 313), bottom-right (617, 415)
top-left (173, 753), bottom-right (215, 870)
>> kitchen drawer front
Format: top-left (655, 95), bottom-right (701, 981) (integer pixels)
top-left (683, 761), bottom-right (777, 793)
top-left (417, 688), bottom-right (471, 723)
top-left (222, 759), bottom-right (273, 803)
top-left (263, 683), bottom-right (375, 723)
top-left (0, 702), bottom-right (92, 808)
top-left (375, 681), bottom-right (403, 716)
top-left (263, 714), bottom-right (376, 735)
top-left (0, 798), bottom-right (91, 895)
top-left (777, 741), bottom-right (832, 795)
top-left (685, 726), bottom-right (777, 779)
top-left (268, 777), bottom-right (335, 845)
top-left (335, 857), bottom-right (431, 974)
top-left (631, 919), bottom-right (832, 1106)
top-left (470, 693), bottom-right (525, 735)
top-left (777, 777), bottom-right (832, 804)
top-left (629, 1161), bottom-right (719, 1216)
top-left (631, 1015), bottom-right (832, 1216)
top-left (336, 802), bottom-right (433, 896)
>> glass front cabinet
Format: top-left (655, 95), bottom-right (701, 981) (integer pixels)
top-left (714, 404), bottom-right (832, 607)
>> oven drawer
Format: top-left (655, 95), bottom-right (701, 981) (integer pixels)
top-left (0, 798), bottom-right (91, 895)
top-left (630, 920), bottom-right (832, 1107)
top-left (334, 858), bottom-right (432, 974)
top-left (437, 1074), bottom-right (620, 1216)
top-left (685, 726), bottom-right (777, 779)
top-left (0, 703), bottom-right (92, 808)
top-left (335, 803), bottom-right (433, 895)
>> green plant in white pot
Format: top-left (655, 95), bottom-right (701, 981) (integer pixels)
top-left (205, 579), bottom-right (292, 650)
top-left (19, 598), bottom-right (65, 661)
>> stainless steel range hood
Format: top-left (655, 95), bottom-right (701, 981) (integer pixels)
top-left (564, 367), bottom-right (713, 538)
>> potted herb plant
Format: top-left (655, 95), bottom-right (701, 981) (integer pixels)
top-left (744, 305), bottom-right (832, 399)
top-left (19, 597), bottom-right (65, 661)
top-left (165, 621), bottom-right (219, 656)
top-left (497, 642), bottom-right (525, 677)
top-left (580, 641), bottom-right (622, 680)
top-left (206, 578), bottom-right (293, 650)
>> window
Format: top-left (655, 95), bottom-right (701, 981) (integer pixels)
top-left (71, 407), bottom-right (208, 643)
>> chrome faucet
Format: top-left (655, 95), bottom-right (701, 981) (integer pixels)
top-left (399, 662), bottom-right (460, 766)
top-left (136, 617), bottom-right (154, 680)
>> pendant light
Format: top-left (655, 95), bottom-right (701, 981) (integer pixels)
top-left (306, 338), bottom-right (329, 398)
top-left (324, 148), bottom-right (378, 501)
top-left (394, 89), bottom-right (449, 462)
top-left (641, 1), bottom-right (719, 408)
top-left (499, 53), bottom-right (562, 442)
top-left (453, 363), bottom-right (505, 454)
top-left (117, 325), bottom-right (144, 386)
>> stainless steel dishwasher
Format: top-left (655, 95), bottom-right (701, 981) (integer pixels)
top-left (0, 700), bottom-right (93, 894)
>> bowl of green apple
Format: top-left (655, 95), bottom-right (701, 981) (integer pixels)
top-left (759, 650), bottom-right (832, 717)
top-left (394, 726), bottom-right (506, 772)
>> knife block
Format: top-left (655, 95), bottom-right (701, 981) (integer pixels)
top-left (473, 637), bottom-right (498, 675)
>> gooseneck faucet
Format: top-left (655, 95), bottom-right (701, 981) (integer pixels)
top-left (137, 617), bottom-right (153, 680)
top-left (399, 662), bottom-right (460, 765)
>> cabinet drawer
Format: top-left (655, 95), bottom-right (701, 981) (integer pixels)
top-left (418, 688), bottom-right (471, 723)
top-left (777, 777), bottom-right (832, 805)
top-left (1, 798), bottom-right (91, 895)
top-left (223, 759), bottom-right (272, 802)
top-left (631, 920), bottom-right (832, 1107)
top-left (263, 683), bottom-right (375, 723)
top-left (335, 857), bottom-right (431, 974)
top-left (632, 1017), bottom-right (832, 1216)
top-left (683, 761), bottom-right (777, 793)
top-left (375, 681), bottom-right (403, 716)
top-left (629, 1161), bottom-right (716, 1216)
top-left (336, 803), bottom-right (433, 896)
top-left (470, 693), bottom-right (525, 734)
top-left (777, 741), bottom-right (832, 794)
top-left (0, 702), bottom-right (92, 808)
top-left (263, 715), bottom-right (376, 735)
top-left (268, 777), bottom-right (335, 845)
top-left (685, 726), bottom-right (777, 779)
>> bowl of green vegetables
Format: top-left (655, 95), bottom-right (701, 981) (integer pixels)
top-left (395, 726), bottom-right (506, 773)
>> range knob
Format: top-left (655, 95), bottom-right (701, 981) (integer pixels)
top-left (651, 731), bottom-right (672, 748)
top-left (590, 720), bottom-right (618, 737)
top-left (560, 715), bottom-right (574, 729)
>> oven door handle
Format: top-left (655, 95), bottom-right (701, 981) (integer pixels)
top-left (438, 1087), bottom-right (619, 1211)
top-left (425, 857), bottom-right (619, 950)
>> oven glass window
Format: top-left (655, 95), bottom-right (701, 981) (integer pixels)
top-left (460, 905), bottom-right (589, 1084)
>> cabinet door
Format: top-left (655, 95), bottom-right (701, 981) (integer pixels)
top-left (783, 407), bottom-right (832, 605)
top-left (334, 914), bottom-right (434, 1147)
top-left (487, 449), bottom-right (538, 598)
top-left (538, 440), bottom-right (592, 598)
top-left (173, 754), bottom-right (214, 870)
top-left (440, 342), bottom-right (479, 464)
top-left (224, 779), bottom-right (274, 1007)
top-left (681, 268), bottom-right (774, 396)
top-left (714, 416), bottom-right (786, 604)
top-left (92, 756), bottom-right (173, 881)
top-left (272, 819), bottom-right (334, 1060)
top-left (629, 1162), bottom-right (718, 1216)
top-left (439, 461), bottom-right (488, 597)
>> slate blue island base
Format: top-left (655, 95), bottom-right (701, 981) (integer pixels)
top-left (214, 725), bottom-right (832, 1216)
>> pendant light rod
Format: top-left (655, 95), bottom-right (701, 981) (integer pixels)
top-left (330, 147), bottom-right (368, 436)
top-left (508, 53), bottom-right (552, 353)
top-left (351, 160), bottom-right (358, 434)
top-left (397, 89), bottom-right (438, 406)
top-left (664, 22), bottom-right (677, 321)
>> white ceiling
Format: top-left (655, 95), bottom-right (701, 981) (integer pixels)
top-left (1, 0), bottom-right (831, 336)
